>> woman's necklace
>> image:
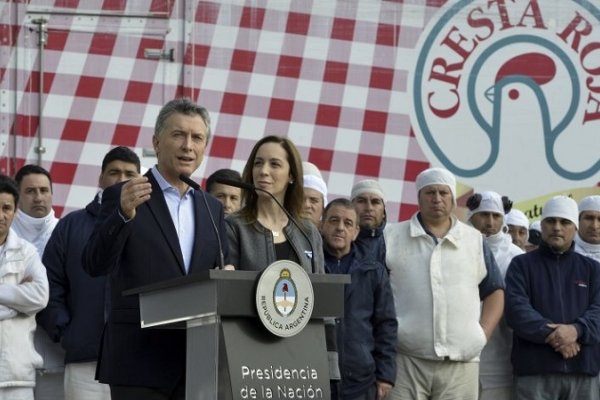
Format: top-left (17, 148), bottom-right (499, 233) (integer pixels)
top-left (258, 217), bottom-right (284, 238)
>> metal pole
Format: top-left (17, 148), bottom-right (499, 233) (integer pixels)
top-left (32, 18), bottom-right (47, 165)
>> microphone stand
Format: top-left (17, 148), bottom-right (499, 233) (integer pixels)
top-left (179, 174), bottom-right (225, 270)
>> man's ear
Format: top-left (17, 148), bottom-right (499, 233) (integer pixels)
top-left (152, 135), bottom-right (160, 155)
top-left (351, 226), bottom-right (360, 241)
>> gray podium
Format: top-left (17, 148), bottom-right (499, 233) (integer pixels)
top-left (126, 269), bottom-right (349, 400)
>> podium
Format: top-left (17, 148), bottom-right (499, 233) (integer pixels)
top-left (126, 269), bottom-right (349, 400)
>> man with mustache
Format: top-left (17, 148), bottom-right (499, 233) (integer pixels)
top-left (505, 196), bottom-right (600, 399)
top-left (385, 168), bottom-right (504, 400)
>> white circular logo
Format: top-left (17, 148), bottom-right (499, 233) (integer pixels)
top-left (410, 0), bottom-right (600, 198)
top-left (255, 260), bottom-right (314, 338)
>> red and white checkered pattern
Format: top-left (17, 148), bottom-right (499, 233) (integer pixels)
top-left (0, 0), bottom-right (444, 221)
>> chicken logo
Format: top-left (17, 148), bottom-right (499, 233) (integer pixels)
top-left (410, 0), bottom-right (600, 199)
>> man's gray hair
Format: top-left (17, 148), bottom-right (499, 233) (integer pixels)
top-left (154, 98), bottom-right (211, 139)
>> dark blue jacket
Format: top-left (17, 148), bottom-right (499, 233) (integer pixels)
top-left (505, 241), bottom-right (600, 376)
top-left (37, 196), bottom-right (106, 364)
top-left (82, 173), bottom-right (228, 391)
top-left (354, 222), bottom-right (386, 268)
top-left (325, 245), bottom-right (397, 398)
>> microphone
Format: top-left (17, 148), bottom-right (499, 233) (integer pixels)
top-left (179, 174), bottom-right (225, 270)
top-left (215, 178), bottom-right (255, 192)
top-left (215, 177), bottom-right (316, 273)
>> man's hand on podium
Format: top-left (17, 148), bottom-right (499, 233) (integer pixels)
top-left (222, 264), bottom-right (235, 270)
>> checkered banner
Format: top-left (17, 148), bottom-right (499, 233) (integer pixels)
top-left (2, 0), bottom-right (445, 220)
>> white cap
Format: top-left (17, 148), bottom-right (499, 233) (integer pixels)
top-left (302, 162), bottom-right (323, 180)
top-left (542, 196), bottom-right (579, 229)
top-left (506, 209), bottom-right (529, 228)
top-left (467, 191), bottom-right (505, 221)
top-left (303, 175), bottom-right (328, 205)
top-left (351, 179), bottom-right (385, 202)
top-left (579, 195), bottom-right (600, 214)
top-left (415, 167), bottom-right (456, 203)
top-left (302, 162), bottom-right (327, 206)
top-left (530, 220), bottom-right (541, 232)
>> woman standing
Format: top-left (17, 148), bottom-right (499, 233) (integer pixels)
top-left (225, 135), bottom-right (324, 274)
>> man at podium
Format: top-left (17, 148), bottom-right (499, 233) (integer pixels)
top-left (83, 98), bottom-right (229, 400)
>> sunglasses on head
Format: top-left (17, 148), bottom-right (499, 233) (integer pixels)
top-left (466, 193), bottom-right (513, 214)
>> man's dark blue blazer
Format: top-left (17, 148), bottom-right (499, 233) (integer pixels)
top-left (83, 171), bottom-right (229, 392)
